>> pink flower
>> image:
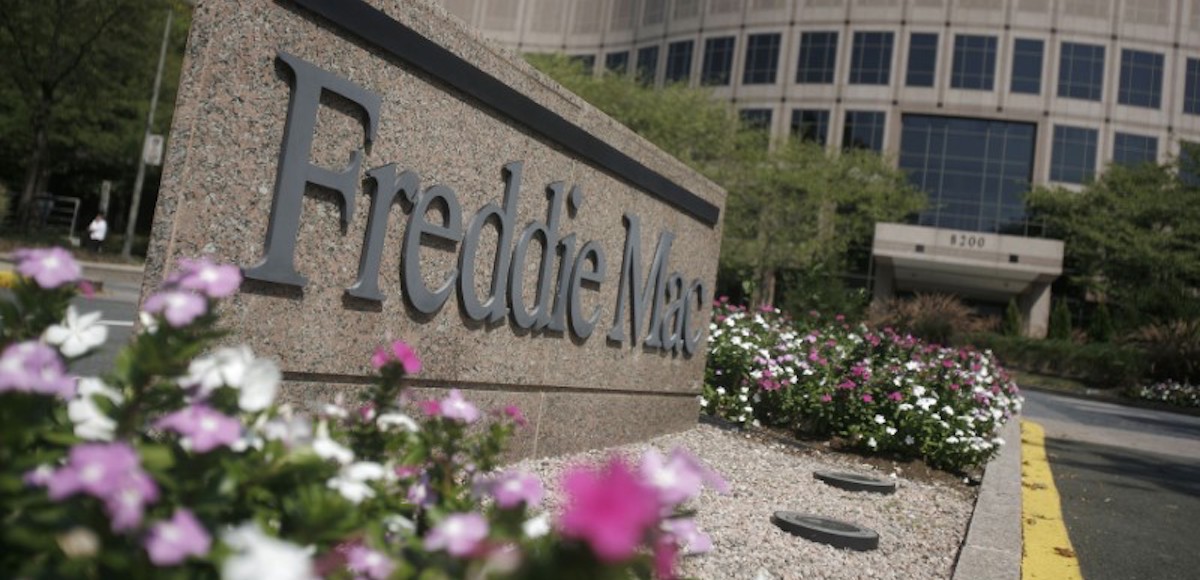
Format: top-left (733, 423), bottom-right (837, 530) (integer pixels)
top-left (143, 290), bottom-right (207, 327)
top-left (487, 471), bottom-right (544, 508)
top-left (559, 457), bottom-right (661, 562)
top-left (41, 442), bottom-right (159, 532)
top-left (820, 394), bottom-right (832, 403)
top-left (424, 512), bottom-right (488, 557)
top-left (370, 339), bottom-right (422, 374)
top-left (503, 404), bottom-right (528, 427)
top-left (77, 280), bottom-right (96, 298)
top-left (640, 448), bottom-right (728, 507)
top-left (837, 380), bottom-right (857, 390)
top-left (145, 508), bottom-right (211, 565)
top-left (14, 247), bottom-right (81, 288)
top-left (888, 391), bottom-right (904, 402)
top-left (346, 545), bottom-right (395, 580)
top-left (0, 341), bottom-right (75, 398)
top-left (861, 394), bottom-right (874, 403)
top-left (440, 389), bottom-right (480, 423)
top-left (419, 399), bottom-right (441, 417)
top-left (653, 536), bottom-right (678, 580)
top-left (662, 518), bottom-right (713, 554)
top-left (155, 404), bottom-right (242, 453)
top-left (174, 258), bottom-right (242, 298)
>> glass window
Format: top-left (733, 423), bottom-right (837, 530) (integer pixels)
top-left (1112, 132), bottom-right (1158, 166)
top-left (665, 40), bottom-right (694, 84)
top-left (906, 33), bottom-right (938, 87)
top-left (796, 31), bottom-right (839, 84)
top-left (1186, 59), bottom-right (1200, 115)
top-left (1050, 125), bottom-right (1099, 184)
top-left (743, 33), bottom-right (782, 84)
top-left (1118, 49), bottom-right (1164, 109)
top-left (1011, 38), bottom-right (1044, 94)
top-left (701, 36), bottom-right (736, 85)
top-left (1058, 42), bottom-right (1105, 101)
top-left (636, 46), bottom-right (659, 85)
top-left (1180, 141), bottom-right (1200, 186)
top-left (739, 109), bottom-right (773, 131)
top-left (900, 115), bottom-right (1037, 234)
top-left (791, 109), bottom-right (830, 145)
top-left (950, 34), bottom-right (998, 90)
top-left (843, 110), bottom-right (886, 151)
top-left (849, 31), bottom-right (894, 85)
top-left (605, 51), bottom-right (629, 74)
top-left (570, 54), bottom-right (595, 75)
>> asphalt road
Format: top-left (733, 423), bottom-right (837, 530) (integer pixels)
top-left (1022, 390), bottom-right (1200, 580)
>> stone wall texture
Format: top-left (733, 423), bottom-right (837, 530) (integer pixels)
top-left (143, 0), bottom-right (727, 458)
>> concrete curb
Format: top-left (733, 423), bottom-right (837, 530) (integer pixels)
top-left (952, 418), bottom-right (1022, 580)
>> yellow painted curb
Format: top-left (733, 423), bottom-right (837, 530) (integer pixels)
top-left (1022, 420), bottom-right (1083, 580)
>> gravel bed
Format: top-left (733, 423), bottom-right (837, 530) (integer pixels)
top-left (512, 423), bottom-right (977, 580)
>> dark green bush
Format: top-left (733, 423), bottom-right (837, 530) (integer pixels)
top-left (1048, 301), bottom-right (1072, 341)
top-left (962, 332), bottom-right (1144, 388)
top-left (1087, 302), bottom-right (1115, 343)
top-left (1002, 299), bottom-right (1023, 337)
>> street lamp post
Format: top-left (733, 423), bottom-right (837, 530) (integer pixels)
top-left (122, 7), bottom-right (173, 259)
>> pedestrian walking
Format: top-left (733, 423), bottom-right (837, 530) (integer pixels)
top-left (87, 212), bottom-right (107, 253)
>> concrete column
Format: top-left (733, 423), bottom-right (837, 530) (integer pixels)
top-left (1020, 281), bottom-right (1052, 338)
top-left (873, 260), bottom-right (895, 302)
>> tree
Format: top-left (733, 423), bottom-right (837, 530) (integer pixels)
top-left (527, 54), bottom-right (924, 309)
top-left (0, 0), bottom-right (185, 231)
top-left (1028, 161), bottom-right (1200, 328)
top-left (1048, 300), bottom-right (1072, 341)
top-left (1002, 298), bottom-right (1023, 337)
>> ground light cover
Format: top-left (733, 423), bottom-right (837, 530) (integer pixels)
top-left (702, 300), bottom-right (1023, 472)
top-left (0, 248), bottom-right (725, 579)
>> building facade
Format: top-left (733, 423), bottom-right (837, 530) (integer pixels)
top-left (437, 0), bottom-right (1200, 335)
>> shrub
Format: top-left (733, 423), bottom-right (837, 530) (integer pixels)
top-left (1087, 302), bottom-right (1115, 343)
top-left (704, 300), bottom-right (1022, 472)
top-left (1, 248), bottom-right (723, 578)
top-left (868, 293), bottom-right (994, 346)
top-left (1048, 301), bottom-right (1072, 341)
top-left (962, 332), bottom-right (1144, 388)
top-left (1127, 319), bottom-right (1200, 384)
top-left (1002, 299), bottom-right (1023, 337)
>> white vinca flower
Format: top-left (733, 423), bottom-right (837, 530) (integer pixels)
top-left (181, 345), bottom-right (255, 398)
top-left (522, 513), bottom-right (551, 538)
top-left (376, 412), bottom-right (420, 433)
top-left (43, 306), bottom-right (107, 358)
top-left (238, 357), bottom-right (280, 412)
top-left (312, 421), bottom-right (354, 465)
top-left (221, 523), bottom-right (316, 580)
top-left (67, 378), bottom-right (123, 441)
top-left (327, 461), bottom-right (386, 504)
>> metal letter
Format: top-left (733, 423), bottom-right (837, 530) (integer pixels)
top-left (681, 278), bottom-right (707, 356)
top-left (245, 52), bottom-right (381, 287)
top-left (659, 272), bottom-right (685, 353)
top-left (510, 182), bottom-right (566, 330)
top-left (606, 214), bottom-right (674, 348)
top-left (568, 240), bottom-right (606, 339)
top-left (458, 162), bottom-right (522, 323)
top-left (402, 184), bottom-right (463, 313)
top-left (347, 165), bottom-right (420, 301)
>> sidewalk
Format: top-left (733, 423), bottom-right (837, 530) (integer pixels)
top-left (952, 418), bottom-right (1023, 580)
top-left (0, 252), bottom-right (144, 303)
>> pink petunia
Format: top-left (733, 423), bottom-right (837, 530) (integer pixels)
top-left (423, 512), bottom-right (488, 557)
top-left (559, 457), bottom-right (661, 562)
top-left (170, 258), bottom-right (242, 298)
top-left (142, 290), bottom-right (207, 328)
top-left (370, 339), bottom-right (422, 374)
top-left (40, 442), bottom-right (159, 532)
top-left (0, 341), bottom-right (75, 398)
top-left (487, 471), bottom-right (544, 509)
top-left (145, 508), bottom-right (212, 565)
top-left (155, 404), bottom-right (242, 453)
top-left (440, 389), bottom-right (480, 423)
top-left (346, 545), bottom-right (395, 580)
top-left (14, 247), bottom-right (82, 289)
top-left (503, 404), bottom-right (528, 427)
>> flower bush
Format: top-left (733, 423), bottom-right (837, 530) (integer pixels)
top-left (1126, 380), bottom-right (1200, 408)
top-left (703, 299), bottom-right (1022, 472)
top-left (0, 248), bottom-right (723, 579)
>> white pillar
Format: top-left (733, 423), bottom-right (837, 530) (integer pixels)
top-left (1020, 281), bottom-right (1052, 338)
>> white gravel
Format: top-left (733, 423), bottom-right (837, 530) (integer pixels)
top-left (512, 423), bottom-right (976, 580)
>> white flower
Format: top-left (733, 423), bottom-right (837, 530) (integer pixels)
top-left (377, 412), bottom-right (420, 432)
top-left (904, 435), bottom-right (915, 445)
top-left (873, 414), bottom-right (886, 425)
top-left (66, 378), bottom-right (123, 441)
top-left (916, 397), bottom-right (938, 411)
top-left (698, 397), bottom-right (708, 407)
top-left (867, 437), bottom-right (877, 449)
top-left (138, 311), bottom-right (160, 335)
top-left (311, 421), bottom-right (354, 465)
top-left (946, 436), bottom-right (960, 444)
top-left (941, 405), bottom-right (955, 416)
top-left (885, 426), bottom-right (897, 435)
top-left (238, 358), bottom-right (280, 412)
top-left (912, 385), bottom-right (927, 397)
top-left (221, 523), bottom-right (316, 580)
top-left (715, 387), bottom-right (726, 396)
top-left (383, 514), bottom-right (416, 536)
top-left (327, 461), bottom-right (386, 504)
top-left (43, 306), bottom-right (107, 358)
top-left (182, 346), bottom-right (254, 397)
top-left (898, 403), bottom-right (914, 412)
top-left (522, 514), bottom-right (551, 538)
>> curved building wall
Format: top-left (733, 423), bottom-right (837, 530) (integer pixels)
top-left (440, 0), bottom-right (1200, 235)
